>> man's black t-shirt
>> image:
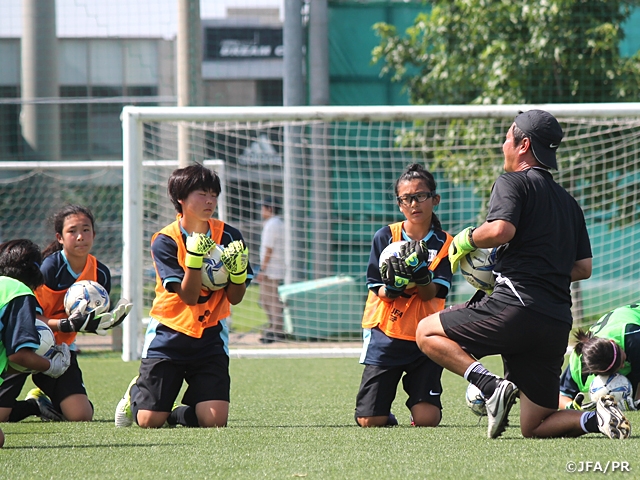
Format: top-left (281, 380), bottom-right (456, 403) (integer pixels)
top-left (486, 167), bottom-right (591, 323)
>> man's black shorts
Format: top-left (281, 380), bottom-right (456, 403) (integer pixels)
top-left (439, 291), bottom-right (570, 409)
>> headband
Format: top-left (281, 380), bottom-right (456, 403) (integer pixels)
top-left (605, 340), bottom-right (619, 372)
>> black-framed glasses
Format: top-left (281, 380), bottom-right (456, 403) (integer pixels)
top-left (396, 191), bottom-right (436, 206)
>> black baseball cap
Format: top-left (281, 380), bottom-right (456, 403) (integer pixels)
top-left (514, 109), bottom-right (564, 170)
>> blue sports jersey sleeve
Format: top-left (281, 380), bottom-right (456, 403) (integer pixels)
top-left (151, 234), bottom-right (184, 289)
top-left (1, 295), bottom-right (40, 356)
top-left (96, 260), bottom-right (112, 294)
top-left (559, 364), bottom-right (580, 399)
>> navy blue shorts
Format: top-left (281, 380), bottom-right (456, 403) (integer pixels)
top-left (0, 351), bottom-right (87, 410)
top-left (439, 291), bottom-right (570, 409)
top-left (355, 355), bottom-right (443, 418)
top-left (134, 353), bottom-right (230, 412)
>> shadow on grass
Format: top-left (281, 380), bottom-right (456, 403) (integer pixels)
top-left (1, 443), bottom-right (168, 450)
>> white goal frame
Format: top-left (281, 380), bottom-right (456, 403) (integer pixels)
top-left (121, 103), bottom-right (640, 361)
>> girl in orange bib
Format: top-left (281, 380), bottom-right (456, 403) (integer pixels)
top-left (355, 164), bottom-right (452, 427)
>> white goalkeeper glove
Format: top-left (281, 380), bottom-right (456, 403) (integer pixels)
top-left (95, 299), bottom-right (134, 333)
top-left (43, 343), bottom-right (71, 378)
top-left (185, 232), bottom-right (216, 269)
top-left (59, 299), bottom-right (133, 335)
top-left (221, 240), bottom-right (249, 284)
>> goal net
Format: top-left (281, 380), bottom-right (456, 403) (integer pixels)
top-left (120, 104), bottom-right (640, 360)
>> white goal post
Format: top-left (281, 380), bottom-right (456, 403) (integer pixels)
top-left (121, 103), bottom-right (640, 361)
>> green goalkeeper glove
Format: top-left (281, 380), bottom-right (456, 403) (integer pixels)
top-left (380, 256), bottom-right (411, 299)
top-left (564, 392), bottom-right (596, 411)
top-left (221, 240), bottom-right (249, 284)
top-left (400, 240), bottom-right (432, 286)
top-left (185, 233), bottom-right (216, 269)
top-left (448, 226), bottom-right (477, 273)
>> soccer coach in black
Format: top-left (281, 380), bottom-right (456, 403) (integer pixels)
top-left (416, 110), bottom-right (630, 440)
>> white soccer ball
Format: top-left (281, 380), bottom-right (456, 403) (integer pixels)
top-left (9, 319), bottom-right (56, 373)
top-left (465, 383), bottom-right (487, 417)
top-left (64, 280), bottom-right (111, 316)
top-left (588, 373), bottom-right (634, 410)
top-left (34, 319), bottom-right (56, 357)
top-left (202, 245), bottom-right (229, 291)
top-left (459, 248), bottom-right (497, 291)
top-left (379, 240), bottom-right (416, 289)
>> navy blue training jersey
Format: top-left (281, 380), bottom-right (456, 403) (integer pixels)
top-left (360, 225), bottom-right (452, 367)
top-left (1, 294), bottom-right (40, 357)
top-left (40, 250), bottom-right (111, 294)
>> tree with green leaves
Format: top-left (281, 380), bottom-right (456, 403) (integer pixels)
top-left (373, 1), bottom-right (640, 105)
top-left (372, 1), bottom-right (640, 223)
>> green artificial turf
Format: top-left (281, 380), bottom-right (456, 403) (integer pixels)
top-left (1, 354), bottom-right (638, 479)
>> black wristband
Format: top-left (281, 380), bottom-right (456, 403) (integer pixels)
top-left (468, 227), bottom-right (478, 249)
top-left (58, 318), bottom-right (75, 333)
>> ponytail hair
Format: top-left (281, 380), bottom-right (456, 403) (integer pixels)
top-left (573, 328), bottom-right (622, 375)
top-left (394, 163), bottom-right (442, 231)
top-left (42, 205), bottom-right (96, 259)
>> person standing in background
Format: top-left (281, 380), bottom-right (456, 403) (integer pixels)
top-left (258, 196), bottom-right (286, 344)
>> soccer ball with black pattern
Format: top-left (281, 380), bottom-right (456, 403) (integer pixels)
top-left (588, 373), bottom-right (635, 410)
top-left (8, 319), bottom-right (56, 373)
top-left (201, 245), bottom-right (229, 291)
top-left (64, 280), bottom-right (110, 316)
top-left (459, 248), bottom-right (497, 291)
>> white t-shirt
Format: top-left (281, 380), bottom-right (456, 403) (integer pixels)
top-left (260, 215), bottom-right (285, 280)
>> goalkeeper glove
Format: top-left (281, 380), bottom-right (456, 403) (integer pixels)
top-left (380, 256), bottom-right (411, 299)
top-left (221, 240), bottom-right (249, 284)
top-left (564, 392), bottom-right (596, 411)
top-left (44, 343), bottom-right (71, 378)
top-left (59, 299), bottom-right (133, 335)
top-left (400, 240), bottom-right (433, 286)
top-left (448, 226), bottom-right (477, 273)
top-left (102, 299), bottom-right (133, 330)
top-left (185, 232), bottom-right (216, 269)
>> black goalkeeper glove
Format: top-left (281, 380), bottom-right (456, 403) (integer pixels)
top-left (400, 240), bottom-right (433, 286)
top-left (380, 256), bottom-right (411, 299)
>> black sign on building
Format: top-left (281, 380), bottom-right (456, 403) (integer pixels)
top-left (204, 27), bottom-right (283, 60)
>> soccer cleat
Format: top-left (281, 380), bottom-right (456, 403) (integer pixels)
top-left (114, 376), bottom-right (138, 427)
top-left (485, 379), bottom-right (518, 439)
top-left (25, 388), bottom-right (65, 422)
top-left (596, 395), bottom-right (631, 439)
